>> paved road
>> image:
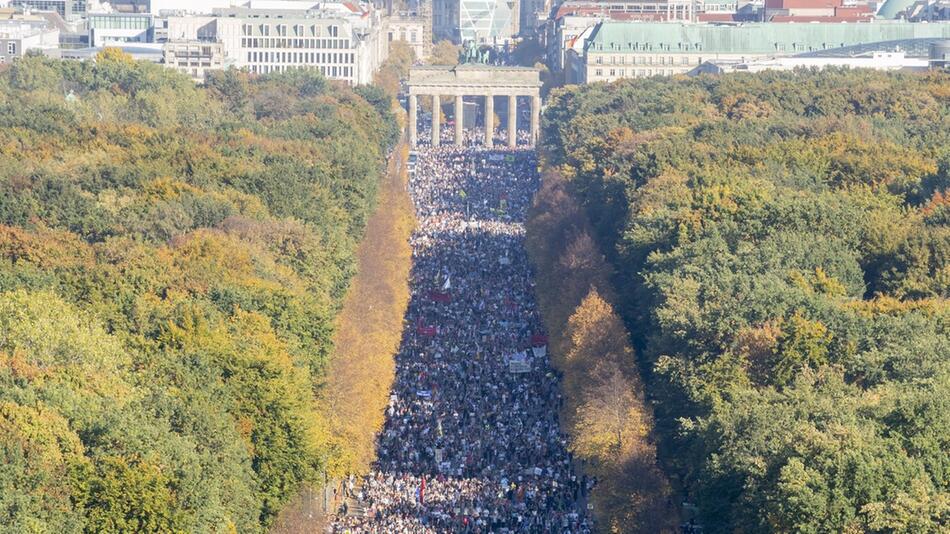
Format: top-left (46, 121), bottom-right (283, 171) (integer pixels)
top-left (331, 142), bottom-right (591, 533)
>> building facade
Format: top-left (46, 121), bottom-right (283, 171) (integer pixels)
top-left (88, 13), bottom-right (152, 46)
top-left (0, 20), bottom-right (60, 63)
top-left (570, 21), bottom-right (950, 83)
top-left (165, 0), bottom-right (387, 85)
top-left (763, 0), bottom-right (873, 22)
top-left (519, 0), bottom-right (550, 37)
top-left (458, 0), bottom-right (519, 44)
top-left (432, 0), bottom-right (459, 41)
top-left (689, 50), bottom-right (930, 74)
top-left (9, 0), bottom-right (85, 19)
top-left (164, 39), bottom-right (225, 81)
top-left (388, 12), bottom-right (430, 58)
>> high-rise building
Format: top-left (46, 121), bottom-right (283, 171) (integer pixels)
top-left (458, 0), bottom-right (518, 44)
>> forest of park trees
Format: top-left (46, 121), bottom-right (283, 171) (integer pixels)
top-left (0, 51), bottom-right (397, 532)
top-left (541, 69), bottom-right (950, 533)
top-left (526, 170), bottom-right (678, 533)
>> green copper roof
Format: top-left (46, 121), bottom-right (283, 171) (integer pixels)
top-left (586, 21), bottom-right (950, 55)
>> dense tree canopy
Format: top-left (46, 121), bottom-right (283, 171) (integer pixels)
top-left (0, 52), bottom-right (396, 532)
top-left (542, 69), bottom-right (950, 533)
top-left (527, 171), bottom-right (677, 532)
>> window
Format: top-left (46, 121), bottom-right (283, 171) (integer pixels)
top-left (6, 42), bottom-right (15, 55)
top-left (594, 68), bottom-right (602, 76)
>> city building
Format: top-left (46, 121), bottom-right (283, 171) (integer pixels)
top-left (61, 42), bottom-right (164, 60)
top-left (458, 0), bottom-right (519, 44)
top-left (165, 0), bottom-right (388, 84)
top-left (763, 0), bottom-right (874, 22)
top-left (388, 11), bottom-right (430, 58)
top-left (88, 12), bottom-right (152, 46)
top-left (0, 19), bottom-right (60, 62)
top-left (163, 39), bottom-right (225, 81)
top-left (877, 0), bottom-right (917, 17)
top-left (546, 14), bottom-right (601, 72)
top-left (567, 20), bottom-right (950, 83)
top-left (432, 0), bottom-right (459, 41)
top-left (890, 0), bottom-right (950, 20)
top-left (108, 0), bottom-right (150, 13)
top-left (544, 0), bottom-right (743, 73)
top-left (550, 0), bottom-right (713, 23)
top-left (519, 0), bottom-right (551, 37)
top-left (9, 0), bottom-right (86, 19)
top-left (689, 49), bottom-right (929, 73)
top-left (932, 39), bottom-right (950, 66)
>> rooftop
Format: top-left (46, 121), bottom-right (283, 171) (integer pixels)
top-left (0, 19), bottom-right (56, 39)
top-left (796, 36), bottom-right (950, 57)
top-left (585, 21), bottom-right (950, 55)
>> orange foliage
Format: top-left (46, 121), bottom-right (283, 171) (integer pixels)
top-left (313, 140), bottom-right (414, 478)
top-left (0, 225), bottom-right (94, 269)
top-left (526, 171), bottom-right (678, 533)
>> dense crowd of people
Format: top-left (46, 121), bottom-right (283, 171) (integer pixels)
top-left (330, 130), bottom-right (592, 533)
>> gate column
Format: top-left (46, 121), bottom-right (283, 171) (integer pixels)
top-left (530, 94), bottom-right (540, 148)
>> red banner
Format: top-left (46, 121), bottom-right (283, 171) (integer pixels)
top-left (430, 291), bottom-right (451, 303)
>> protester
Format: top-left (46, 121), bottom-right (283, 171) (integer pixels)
top-left (331, 125), bottom-right (592, 533)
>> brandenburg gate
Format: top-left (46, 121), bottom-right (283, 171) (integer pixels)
top-left (407, 64), bottom-right (542, 149)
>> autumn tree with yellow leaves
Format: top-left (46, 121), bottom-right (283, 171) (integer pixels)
top-left (527, 172), bottom-right (678, 533)
top-left (542, 70), bottom-right (950, 534)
